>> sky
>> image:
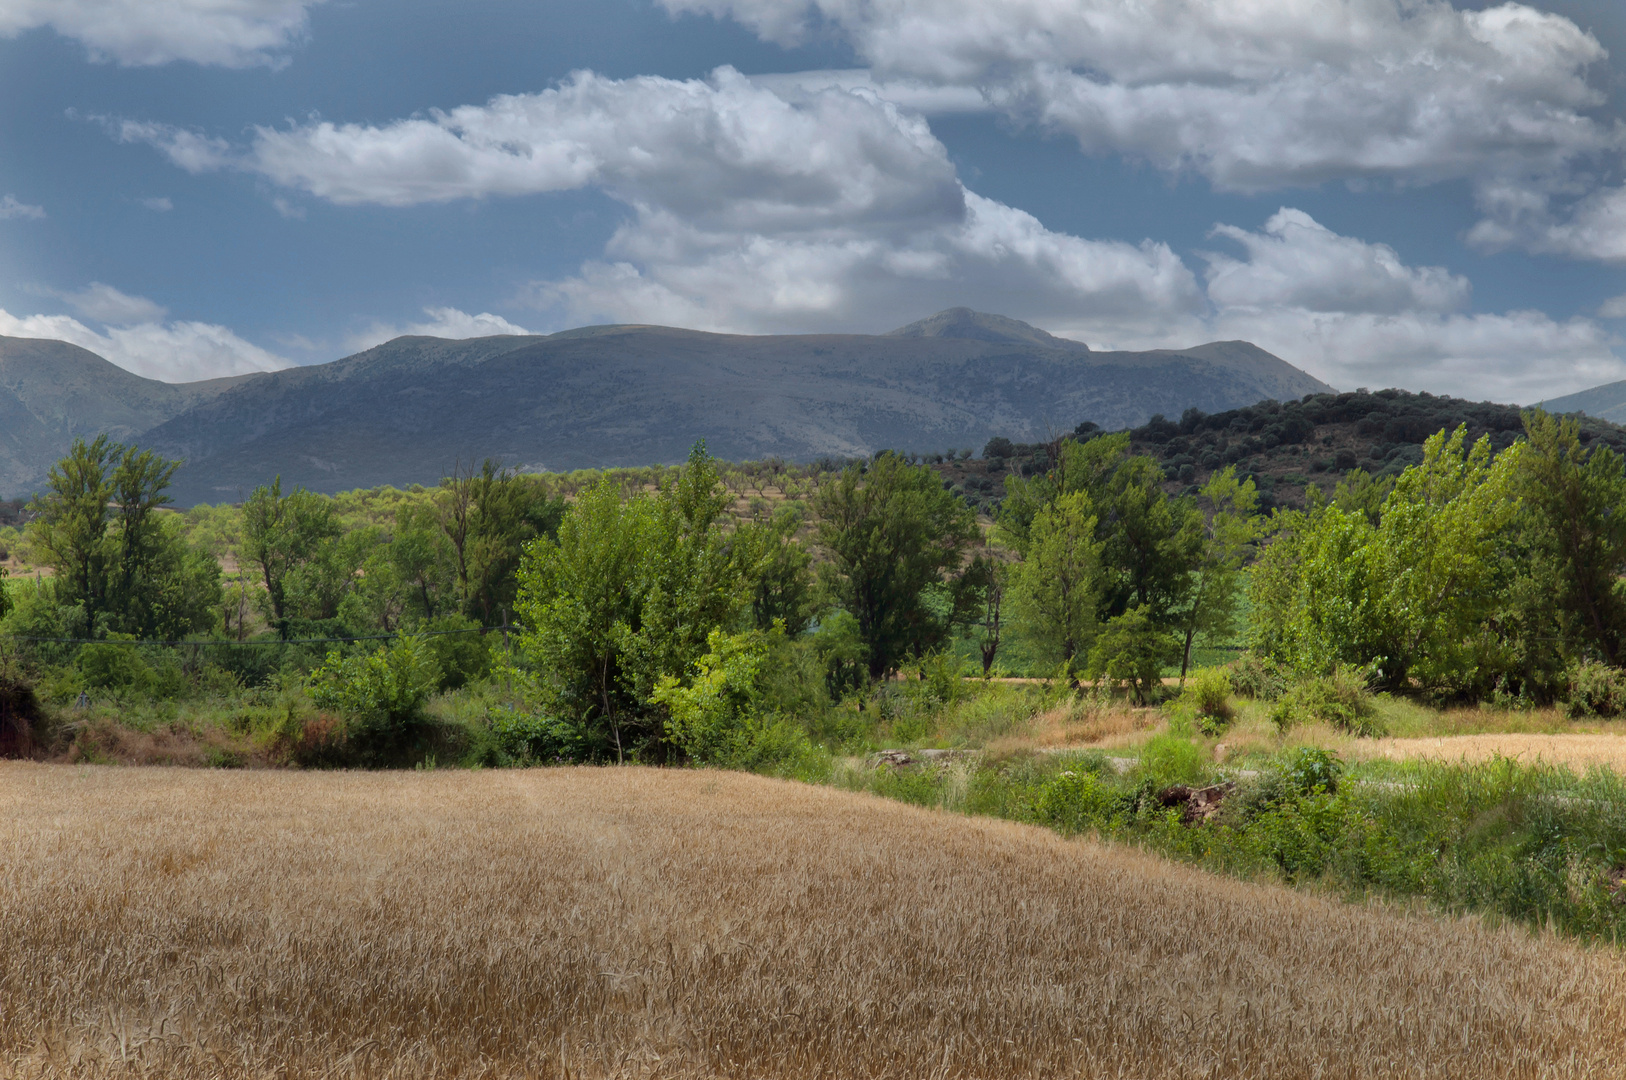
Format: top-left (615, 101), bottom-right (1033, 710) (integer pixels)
top-left (4, 1), bottom-right (1626, 401)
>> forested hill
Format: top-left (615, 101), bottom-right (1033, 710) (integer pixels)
top-left (0, 310), bottom-right (1331, 504)
top-left (935, 388), bottom-right (1626, 515)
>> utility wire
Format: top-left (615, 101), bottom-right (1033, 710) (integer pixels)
top-left (2, 625), bottom-right (516, 647)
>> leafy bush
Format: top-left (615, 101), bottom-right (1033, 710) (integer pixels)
top-left (76, 640), bottom-right (155, 695)
top-left (1033, 767), bottom-right (1122, 833)
top-left (488, 708), bottom-right (585, 764)
top-left (309, 634), bottom-right (442, 765)
top-left (421, 615), bottom-right (493, 690)
top-left (1136, 733), bottom-right (1211, 788)
top-left (1271, 666), bottom-right (1384, 736)
top-left (1284, 746), bottom-right (1344, 794)
top-left (1230, 653), bottom-right (1287, 701)
top-left (1179, 667), bottom-right (1233, 735)
top-left (1565, 661), bottom-right (1626, 719)
top-left (1086, 606), bottom-right (1176, 705)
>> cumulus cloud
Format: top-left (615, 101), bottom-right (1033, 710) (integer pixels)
top-left (345, 306), bottom-right (534, 354)
top-left (0, 0), bottom-right (321, 67)
top-left (664, 0), bottom-right (1614, 191)
top-left (0, 195), bottom-right (45, 220)
top-left (1204, 209), bottom-right (1470, 315)
top-left (118, 66), bottom-right (1621, 399)
top-left (1201, 210), bottom-right (1622, 401)
top-left (0, 307), bottom-right (289, 382)
top-left (120, 68), bottom-right (1200, 336)
top-left (1467, 178), bottom-right (1626, 263)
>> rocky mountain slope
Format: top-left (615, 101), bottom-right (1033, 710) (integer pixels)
top-left (0, 310), bottom-right (1334, 504)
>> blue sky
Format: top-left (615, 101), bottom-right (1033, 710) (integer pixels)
top-left (4, 0), bottom-right (1626, 401)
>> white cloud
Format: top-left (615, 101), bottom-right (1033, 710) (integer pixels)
top-left (1600, 294), bottom-right (1626, 319)
top-left (0, 0), bottom-right (321, 67)
top-left (1200, 210), bottom-right (1623, 402)
top-left (271, 196), bottom-right (305, 220)
top-left (345, 306), bottom-right (535, 354)
top-left (1204, 208), bottom-right (1470, 315)
top-left (0, 308), bottom-right (289, 382)
top-left (119, 66), bottom-right (1622, 400)
top-left (1468, 178), bottom-right (1626, 264)
top-left (139, 196), bottom-right (172, 212)
top-left (664, 0), bottom-right (1615, 191)
top-left (123, 68), bottom-right (1199, 337)
top-left (0, 195), bottom-right (44, 220)
top-left (48, 281), bottom-right (167, 325)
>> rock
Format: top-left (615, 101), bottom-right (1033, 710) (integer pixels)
top-left (1156, 781), bottom-right (1238, 824)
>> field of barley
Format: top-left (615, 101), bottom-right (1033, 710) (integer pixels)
top-left (4, 764), bottom-right (1626, 1079)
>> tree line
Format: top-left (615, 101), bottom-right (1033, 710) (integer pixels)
top-left (4, 406), bottom-right (1625, 764)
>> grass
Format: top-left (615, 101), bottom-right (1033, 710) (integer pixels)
top-left (5, 763), bottom-right (1626, 1079)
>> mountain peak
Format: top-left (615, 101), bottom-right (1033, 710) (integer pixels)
top-left (884, 308), bottom-right (1089, 352)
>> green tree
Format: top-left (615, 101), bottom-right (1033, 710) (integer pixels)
top-left (241, 477), bottom-right (339, 628)
top-left (745, 503), bottom-right (818, 637)
top-left (29, 435), bottom-right (117, 622)
top-left (1176, 467), bottom-right (1262, 681)
top-left (1008, 490), bottom-right (1101, 676)
top-left (515, 444), bottom-right (755, 761)
top-left (1510, 410), bottom-right (1626, 667)
top-left (28, 437), bottom-right (216, 639)
top-left (516, 476), bottom-right (653, 761)
top-left (1086, 606), bottom-right (1176, 705)
top-left (813, 452), bottom-right (978, 680)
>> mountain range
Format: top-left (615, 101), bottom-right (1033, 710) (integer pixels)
top-left (0, 308), bottom-right (1334, 505)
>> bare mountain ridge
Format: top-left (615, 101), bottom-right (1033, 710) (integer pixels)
top-left (0, 310), bottom-right (1334, 504)
top-left (0, 337), bottom-right (249, 493)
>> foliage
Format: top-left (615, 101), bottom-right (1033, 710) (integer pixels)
top-left (1270, 666), bottom-right (1383, 737)
top-left (1229, 653), bottom-right (1287, 701)
top-left (1565, 660), bottom-right (1626, 719)
top-left (814, 452), bottom-right (978, 679)
top-left (1085, 606), bottom-right (1176, 705)
top-left (515, 444), bottom-right (758, 761)
top-left (1007, 490), bottom-right (1100, 675)
top-left (1178, 666), bottom-right (1234, 734)
top-left (242, 476), bottom-right (341, 628)
top-left (1136, 733), bottom-right (1212, 788)
top-left (27, 436), bottom-right (219, 640)
top-left (308, 634), bottom-right (442, 764)
top-left (1176, 467), bottom-right (1260, 679)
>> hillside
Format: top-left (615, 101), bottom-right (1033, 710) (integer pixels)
top-left (0, 310), bottom-right (1331, 504)
top-left (0, 337), bottom-right (249, 494)
top-left (1538, 379), bottom-right (1626, 424)
top-left (937, 387), bottom-right (1626, 514)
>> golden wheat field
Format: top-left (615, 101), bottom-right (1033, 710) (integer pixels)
top-left (1370, 732), bottom-right (1626, 773)
top-left (4, 765), bottom-right (1626, 1079)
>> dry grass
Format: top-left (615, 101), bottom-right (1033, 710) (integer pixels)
top-left (4, 765), bottom-right (1626, 1079)
top-left (1004, 700), bottom-right (1160, 750)
top-left (1368, 731), bottom-right (1626, 772)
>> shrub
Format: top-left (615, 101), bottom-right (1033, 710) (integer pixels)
top-left (1033, 768), bottom-right (1121, 833)
top-left (1271, 666), bottom-right (1384, 736)
top-left (421, 615), bottom-right (493, 690)
top-left (488, 708), bottom-right (586, 764)
top-left (1565, 661), bottom-right (1626, 719)
top-left (76, 640), bottom-right (155, 695)
top-left (1086, 607), bottom-right (1176, 705)
top-left (0, 666), bottom-right (44, 758)
top-left (1179, 667), bottom-right (1233, 735)
top-left (1230, 653), bottom-right (1287, 701)
top-left (1137, 733), bottom-right (1211, 788)
top-left (1284, 746), bottom-right (1344, 795)
top-left (309, 634), bottom-right (442, 765)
